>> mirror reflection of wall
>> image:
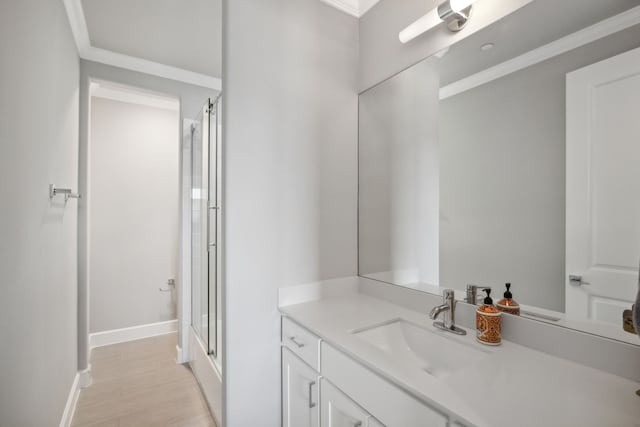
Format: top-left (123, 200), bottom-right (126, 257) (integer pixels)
top-left (358, 1), bottom-right (640, 344)
top-left (440, 23), bottom-right (640, 313)
top-left (359, 60), bottom-right (440, 291)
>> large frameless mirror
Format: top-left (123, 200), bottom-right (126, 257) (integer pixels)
top-left (358, 0), bottom-right (640, 344)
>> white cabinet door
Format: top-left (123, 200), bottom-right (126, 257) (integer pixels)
top-left (321, 379), bottom-right (373, 427)
top-left (566, 45), bottom-right (640, 325)
top-left (283, 348), bottom-right (320, 427)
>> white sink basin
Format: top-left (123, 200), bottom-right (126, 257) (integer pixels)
top-left (352, 319), bottom-right (488, 378)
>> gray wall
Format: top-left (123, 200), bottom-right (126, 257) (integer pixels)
top-left (439, 24), bottom-right (640, 311)
top-left (223, 0), bottom-right (358, 425)
top-left (89, 97), bottom-right (179, 333)
top-left (0, 0), bottom-right (80, 425)
top-left (359, 59), bottom-right (440, 286)
top-left (78, 60), bottom-right (217, 371)
top-left (359, 0), bottom-right (532, 92)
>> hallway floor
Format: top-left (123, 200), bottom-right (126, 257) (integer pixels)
top-left (71, 333), bottom-right (216, 427)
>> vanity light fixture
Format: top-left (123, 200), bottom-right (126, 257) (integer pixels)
top-left (399, 0), bottom-right (478, 44)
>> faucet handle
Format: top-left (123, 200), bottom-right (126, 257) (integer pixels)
top-left (442, 289), bottom-right (455, 301)
top-left (466, 284), bottom-right (490, 291)
top-left (465, 284), bottom-right (491, 305)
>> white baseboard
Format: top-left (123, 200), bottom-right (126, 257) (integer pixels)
top-left (176, 344), bottom-right (189, 364)
top-left (90, 319), bottom-right (178, 349)
top-left (59, 373), bottom-right (80, 427)
top-left (78, 364), bottom-right (92, 389)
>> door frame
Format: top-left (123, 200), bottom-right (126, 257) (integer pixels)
top-left (77, 75), bottom-right (185, 384)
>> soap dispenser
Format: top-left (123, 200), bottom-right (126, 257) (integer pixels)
top-left (476, 288), bottom-right (501, 346)
top-left (496, 283), bottom-right (520, 316)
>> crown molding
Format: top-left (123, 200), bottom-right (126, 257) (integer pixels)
top-left (440, 4), bottom-right (640, 100)
top-left (62, 0), bottom-right (221, 91)
top-left (320, 0), bottom-right (380, 18)
top-left (63, 0), bottom-right (90, 53)
top-left (358, 0), bottom-right (381, 16)
top-left (91, 81), bottom-right (181, 111)
top-left (83, 46), bottom-right (222, 90)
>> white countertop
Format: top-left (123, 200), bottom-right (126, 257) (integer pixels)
top-left (280, 293), bottom-right (640, 427)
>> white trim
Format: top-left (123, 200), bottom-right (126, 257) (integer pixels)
top-left (189, 327), bottom-right (222, 426)
top-left (358, 0), bottom-right (380, 16)
top-left (91, 82), bottom-right (180, 111)
top-left (83, 47), bottom-right (222, 90)
top-left (320, 0), bottom-right (359, 17)
top-left (78, 365), bottom-right (92, 389)
top-left (319, 0), bottom-right (380, 18)
top-left (440, 5), bottom-right (640, 100)
top-left (89, 320), bottom-right (178, 349)
top-left (63, 0), bottom-right (221, 90)
top-left (62, 0), bottom-right (90, 53)
top-left (176, 345), bottom-right (189, 364)
top-left (180, 119), bottom-right (196, 365)
top-left (59, 373), bottom-right (80, 427)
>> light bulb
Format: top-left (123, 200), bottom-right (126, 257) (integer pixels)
top-left (450, 0), bottom-right (477, 13)
top-left (398, 9), bottom-right (442, 44)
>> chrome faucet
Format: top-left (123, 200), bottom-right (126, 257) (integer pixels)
top-left (465, 284), bottom-right (491, 305)
top-left (429, 289), bottom-right (466, 335)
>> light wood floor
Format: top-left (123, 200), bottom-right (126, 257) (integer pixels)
top-left (71, 333), bottom-right (217, 427)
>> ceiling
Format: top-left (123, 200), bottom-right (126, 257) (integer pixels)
top-left (66, 0), bottom-right (375, 90)
top-left (82, 0), bottom-right (221, 79)
top-left (63, 0), bottom-right (221, 90)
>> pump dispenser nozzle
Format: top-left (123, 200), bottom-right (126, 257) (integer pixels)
top-left (483, 288), bottom-right (493, 305)
top-left (504, 283), bottom-right (513, 299)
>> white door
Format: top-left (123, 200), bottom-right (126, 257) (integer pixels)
top-left (321, 379), bottom-right (382, 427)
top-left (282, 348), bottom-right (320, 427)
top-left (566, 46), bottom-right (640, 325)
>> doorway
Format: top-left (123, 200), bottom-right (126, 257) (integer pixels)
top-left (73, 79), bottom-right (221, 426)
top-left (86, 80), bottom-right (181, 346)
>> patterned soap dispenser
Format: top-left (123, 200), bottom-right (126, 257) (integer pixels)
top-left (496, 283), bottom-right (521, 316)
top-left (476, 288), bottom-right (502, 346)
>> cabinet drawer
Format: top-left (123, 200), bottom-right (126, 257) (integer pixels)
top-left (322, 343), bottom-right (448, 427)
top-left (321, 379), bottom-right (383, 427)
top-left (282, 317), bottom-right (321, 371)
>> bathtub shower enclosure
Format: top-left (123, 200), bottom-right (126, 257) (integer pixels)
top-left (191, 96), bottom-right (222, 363)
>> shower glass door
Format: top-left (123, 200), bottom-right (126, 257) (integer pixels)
top-left (191, 96), bottom-right (221, 359)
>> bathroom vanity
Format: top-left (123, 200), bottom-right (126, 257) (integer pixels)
top-left (280, 2), bottom-right (640, 426)
top-left (279, 283), bottom-right (640, 427)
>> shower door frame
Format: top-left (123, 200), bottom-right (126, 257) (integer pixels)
top-left (190, 96), bottom-right (222, 360)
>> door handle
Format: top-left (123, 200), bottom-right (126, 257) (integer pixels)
top-left (207, 207), bottom-right (217, 252)
top-left (569, 275), bottom-right (590, 286)
top-left (308, 381), bottom-right (316, 408)
top-left (288, 336), bottom-right (305, 348)
top-left (159, 279), bottom-right (176, 292)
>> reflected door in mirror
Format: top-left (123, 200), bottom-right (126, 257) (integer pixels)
top-left (566, 46), bottom-right (640, 325)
